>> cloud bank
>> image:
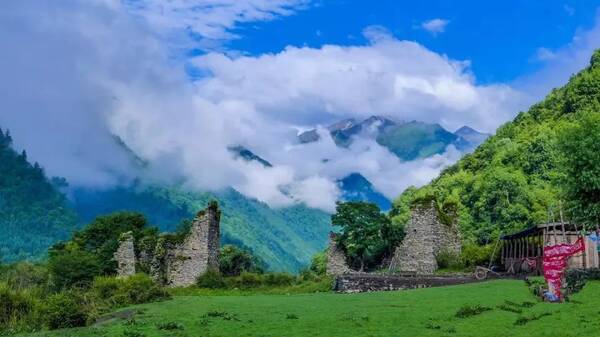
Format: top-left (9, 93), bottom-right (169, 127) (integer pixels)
top-left (2, 1), bottom-right (596, 212)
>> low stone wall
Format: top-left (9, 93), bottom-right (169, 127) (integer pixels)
top-left (334, 274), bottom-right (482, 293)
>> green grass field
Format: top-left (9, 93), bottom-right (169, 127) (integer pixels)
top-left (22, 280), bottom-right (600, 337)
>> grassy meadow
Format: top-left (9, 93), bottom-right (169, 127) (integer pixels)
top-left (19, 280), bottom-right (600, 337)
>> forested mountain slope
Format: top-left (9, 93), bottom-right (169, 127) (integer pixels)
top-left (390, 51), bottom-right (600, 244)
top-left (0, 129), bottom-right (78, 261)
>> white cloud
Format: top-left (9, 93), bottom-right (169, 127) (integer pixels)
top-left (420, 18), bottom-right (450, 35)
top-left (192, 29), bottom-right (525, 133)
top-left (124, 0), bottom-right (310, 49)
top-left (564, 5), bottom-right (575, 16)
top-left (534, 47), bottom-right (557, 61)
top-left (9, 1), bottom-right (598, 213)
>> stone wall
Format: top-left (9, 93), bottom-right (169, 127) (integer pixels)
top-left (160, 202), bottom-right (221, 287)
top-left (326, 232), bottom-right (351, 276)
top-left (114, 231), bottom-right (136, 278)
top-left (389, 201), bottom-right (461, 274)
top-left (334, 274), bottom-right (479, 293)
top-left (113, 202), bottom-right (221, 287)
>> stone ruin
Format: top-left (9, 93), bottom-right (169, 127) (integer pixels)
top-left (389, 201), bottom-right (461, 274)
top-left (326, 232), bottom-right (350, 276)
top-left (326, 201), bottom-right (461, 276)
top-left (113, 202), bottom-right (221, 287)
top-left (114, 231), bottom-right (136, 277)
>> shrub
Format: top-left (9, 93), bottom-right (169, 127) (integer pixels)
top-left (263, 273), bottom-right (295, 287)
top-left (48, 248), bottom-right (101, 290)
top-left (117, 274), bottom-right (169, 305)
top-left (197, 269), bottom-right (226, 289)
top-left (309, 252), bottom-right (327, 276)
top-left (219, 245), bottom-right (264, 277)
top-left (0, 262), bottom-right (49, 291)
top-left (42, 291), bottom-right (93, 329)
top-left (92, 274), bottom-right (169, 307)
top-left (460, 244), bottom-right (498, 268)
top-left (436, 249), bottom-right (463, 270)
top-left (565, 268), bottom-right (600, 294)
top-left (0, 282), bottom-right (39, 331)
top-left (237, 272), bottom-right (263, 288)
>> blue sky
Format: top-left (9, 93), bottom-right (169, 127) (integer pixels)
top-left (219, 0), bottom-right (599, 83)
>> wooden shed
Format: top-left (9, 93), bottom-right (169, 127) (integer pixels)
top-left (501, 222), bottom-right (599, 274)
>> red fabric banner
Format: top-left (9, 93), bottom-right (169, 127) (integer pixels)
top-left (543, 237), bottom-right (585, 298)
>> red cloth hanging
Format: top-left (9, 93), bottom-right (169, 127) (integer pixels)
top-left (543, 237), bottom-right (585, 298)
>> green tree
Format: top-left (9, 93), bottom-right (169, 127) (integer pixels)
top-left (331, 201), bottom-right (400, 271)
top-left (48, 247), bottom-right (101, 290)
top-left (219, 245), bottom-right (265, 277)
top-left (558, 111), bottom-right (600, 225)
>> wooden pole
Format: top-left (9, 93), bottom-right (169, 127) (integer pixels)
top-left (560, 202), bottom-right (567, 244)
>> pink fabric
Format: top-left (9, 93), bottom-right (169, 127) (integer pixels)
top-left (543, 237), bottom-right (585, 298)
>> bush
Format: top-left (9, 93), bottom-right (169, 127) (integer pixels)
top-left (436, 249), bottom-right (463, 270)
top-left (92, 274), bottom-right (169, 308)
top-left (197, 269), bottom-right (226, 289)
top-left (42, 291), bottom-right (94, 330)
top-left (219, 245), bottom-right (264, 277)
top-left (0, 282), bottom-right (40, 331)
top-left (565, 268), bottom-right (600, 294)
top-left (460, 244), bottom-right (498, 268)
top-left (48, 248), bottom-right (101, 290)
top-left (237, 272), bottom-right (263, 288)
top-left (309, 252), bottom-right (327, 276)
top-left (263, 273), bottom-right (295, 287)
top-left (0, 262), bottom-right (49, 291)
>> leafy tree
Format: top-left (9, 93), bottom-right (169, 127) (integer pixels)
top-left (48, 247), bottom-right (101, 290)
top-left (331, 201), bottom-right (401, 271)
top-left (219, 245), bottom-right (265, 277)
top-left (62, 212), bottom-right (155, 275)
top-left (557, 111), bottom-right (600, 225)
top-left (308, 251), bottom-right (327, 275)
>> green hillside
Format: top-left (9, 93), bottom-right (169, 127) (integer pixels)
top-left (390, 51), bottom-right (600, 244)
top-left (0, 129), bottom-right (78, 262)
top-left (376, 121), bottom-right (458, 160)
top-left (72, 185), bottom-right (330, 272)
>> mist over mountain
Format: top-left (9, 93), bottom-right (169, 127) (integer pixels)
top-left (295, 116), bottom-right (489, 207)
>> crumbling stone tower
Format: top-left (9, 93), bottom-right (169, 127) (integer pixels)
top-left (326, 232), bottom-right (351, 276)
top-left (114, 231), bottom-right (136, 278)
top-left (389, 201), bottom-right (461, 274)
top-left (160, 201), bottom-right (221, 287)
top-left (113, 201), bottom-right (221, 287)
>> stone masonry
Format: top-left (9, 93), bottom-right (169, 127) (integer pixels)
top-left (326, 232), bottom-right (351, 276)
top-left (159, 202), bottom-right (221, 287)
top-left (389, 201), bottom-right (461, 274)
top-left (114, 231), bottom-right (136, 278)
top-left (113, 202), bottom-right (221, 287)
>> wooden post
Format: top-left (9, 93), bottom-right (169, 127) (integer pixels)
top-left (560, 203), bottom-right (567, 244)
